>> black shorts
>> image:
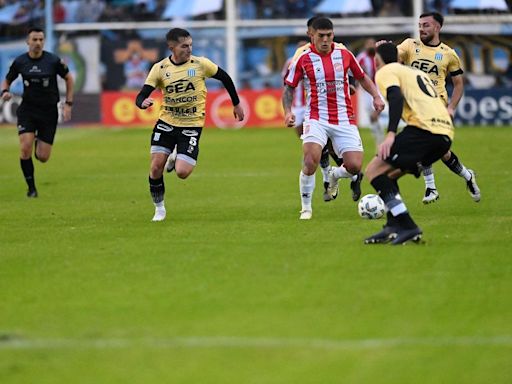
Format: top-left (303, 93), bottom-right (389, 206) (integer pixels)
top-left (386, 126), bottom-right (452, 177)
top-left (17, 103), bottom-right (59, 145)
top-left (150, 120), bottom-right (203, 165)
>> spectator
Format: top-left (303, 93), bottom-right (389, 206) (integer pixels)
top-left (53, 0), bottom-right (66, 23)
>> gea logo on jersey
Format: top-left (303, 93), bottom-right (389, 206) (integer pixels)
top-left (166, 79), bottom-right (196, 94)
top-left (411, 59), bottom-right (439, 76)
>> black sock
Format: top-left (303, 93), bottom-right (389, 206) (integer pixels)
top-left (20, 158), bottom-right (36, 190)
top-left (329, 147), bottom-right (344, 166)
top-left (149, 176), bottom-right (165, 204)
top-left (320, 146), bottom-right (330, 169)
top-left (371, 174), bottom-right (416, 229)
top-left (442, 151), bottom-right (464, 175)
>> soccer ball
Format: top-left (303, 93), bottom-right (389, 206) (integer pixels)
top-left (358, 194), bottom-right (385, 219)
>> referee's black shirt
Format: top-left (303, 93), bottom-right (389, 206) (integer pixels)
top-left (5, 51), bottom-right (69, 107)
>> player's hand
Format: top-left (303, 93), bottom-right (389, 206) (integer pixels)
top-left (1, 91), bottom-right (12, 101)
top-left (447, 105), bottom-right (455, 119)
top-left (285, 112), bottom-right (296, 128)
top-left (62, 103), bottom-right (72, 122)
top-left (373, 95), bottom-right (385, 113)
top-left (376, 40), bottom-right (392, 47)
top-left (378, 132), bottom-right (395, 160)
top-left (233, 104), bottom-right (244, 121)
top-left (141, 97), bottom-right (154, 109)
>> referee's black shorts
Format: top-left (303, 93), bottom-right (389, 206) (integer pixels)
top-left (385, 125), bottom-right (452, 177)
top-left (17, 103), bottom-right (59, 145)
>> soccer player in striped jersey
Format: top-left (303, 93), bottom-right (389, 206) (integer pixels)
top-left (283, 17), bottom-right (384, 220)
top-left (286, 17), bottom-right (362, 204)
top-left (136, 28), bottom-right (244, 221)
top-left (397, 12), bottom-right (480, 204)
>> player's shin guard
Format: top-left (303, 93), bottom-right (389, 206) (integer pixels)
top-left (371, 174), bottom-right (417, 230)
top-left (149, 176), bottom-right (165, 205)
top-left (20, 158), bottom-right (36, 190)
top-left (442, 151), bottom-right (472, 181)
top-left (299, 171), bottom-right (315, 211)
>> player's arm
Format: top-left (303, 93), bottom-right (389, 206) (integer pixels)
top-left (211, 67), bottom-right (244, 121)
top-left (61, 73), bottom-right (74, 121)
top-left (379, 85), bottom-right (403, 159)
top-left (1, 78), bottom-right (12, 101)
top-left (447, 74), bottom-right (463, 118)
top-left (135, 84), bottom-right (155, 109)
top-left (1, 60), bottom-right (19, 101)
top-left (359, 74), bottom-right (384, 112)
top-left (282, 84), bottom-right (296, 128)
top-left (349, 51), bottom-right (384, 112)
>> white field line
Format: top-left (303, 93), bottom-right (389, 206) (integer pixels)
top-left (1, 335), bottom-right (511, 351)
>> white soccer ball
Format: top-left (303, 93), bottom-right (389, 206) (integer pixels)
top-left (358, 194), bottom-right (385, 219)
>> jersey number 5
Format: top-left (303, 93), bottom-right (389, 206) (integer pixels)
top-left (416, 75), bottom-right (437, 98)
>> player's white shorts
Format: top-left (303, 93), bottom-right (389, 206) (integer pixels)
top-left (292, 106), bottom-right (306, 127)
top-left (301, 119), bottom-right (363, 155)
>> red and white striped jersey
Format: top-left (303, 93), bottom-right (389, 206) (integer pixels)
top-left (285, 43), bottom-right (365, 126)
top-left (356, 50), bottom-right (376, 82)
top-left (282, 57), bottom-right (305, 108)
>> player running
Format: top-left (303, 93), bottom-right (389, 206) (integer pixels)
top-left (365, 43), bottom-right (454, 245)
top-left (135, 28), bottom-right (244, 221)
top-left (283, 17), bottom-right (384, 220)
top-left (396, 12), bottom-right (480, 203)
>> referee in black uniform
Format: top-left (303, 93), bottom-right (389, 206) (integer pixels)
top-left (1, 27), bottom-right (74, 197)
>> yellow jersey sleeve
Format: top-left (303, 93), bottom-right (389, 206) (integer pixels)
top-left (145, 62), bottom-right (163, 88)
top-left (447, 49), bottom-right (463, 75)
top-left (397, 39), bottom-right (412, 64)
top-left (198, 57), bottom-right (219, 78)
top-left (375, 65), bottom-right (401, 97)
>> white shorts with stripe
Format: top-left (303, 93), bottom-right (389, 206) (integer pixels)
top-left (301, 119), bottom-right (363, 156)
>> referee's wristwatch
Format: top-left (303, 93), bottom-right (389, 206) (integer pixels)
top-left (64, 100), bottom-right (73, 106)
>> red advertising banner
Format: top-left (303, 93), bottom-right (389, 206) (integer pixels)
top-left (101, 89), bottom-right (358, 128)
top-left (102, 90), bottom-right (285, 128)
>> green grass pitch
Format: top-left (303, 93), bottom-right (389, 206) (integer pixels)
top-left (0, 125), bottom-right (511, 383)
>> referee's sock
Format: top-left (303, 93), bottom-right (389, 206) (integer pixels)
top-left (371, 174), bottom-right (417, 230)
top-left (149, 176), bottom-right (165, 205)
top-left (20, 158), bottom-right (36, 191)
top-left (442, 151), bottom-right (472, 181)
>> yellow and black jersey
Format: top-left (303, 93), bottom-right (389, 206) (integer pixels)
top-left (376, 62), bottom-right (454, 140)
top-left (397, 38), bottom-right (463, 106)
top-left (145, 55), bottom-right (218, 127)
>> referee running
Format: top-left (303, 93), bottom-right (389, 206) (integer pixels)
top-left (1, 27), bottom-right (74, 197)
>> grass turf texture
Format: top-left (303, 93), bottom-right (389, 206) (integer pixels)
top-left (0, 126), bottom-right (511, 383)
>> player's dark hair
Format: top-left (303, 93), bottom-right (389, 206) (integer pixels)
top-left (307, 16), bottom-right (320, 27)
top-left (311, 17), bottom-right (333, 31)
top-left (166, 28), bottom-right (191, 42)
top-left (419, 11), bottom-right (444, 27)
top-left (376, 43), bottom-right (398, 64)
top-left (27, 27), bottom-right (44, 35)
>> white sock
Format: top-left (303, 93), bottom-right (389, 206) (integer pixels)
top-left (154, 201), bottom-right (165, 209)
top-left (299, 171), bottom-right (315, 211)
top-left (459, 167), bottom-right (472, 181)
top-left (321, 166), bottom-right (330, 183)
top-left (333, 165), bottom-right (354, 179)
top-left (423, 166), bottom-right (437, 189)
